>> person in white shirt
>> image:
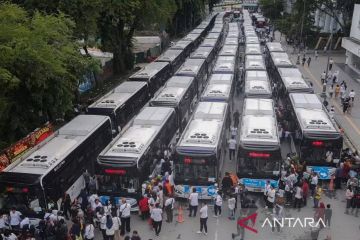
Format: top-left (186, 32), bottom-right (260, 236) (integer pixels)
top-left (188, 188), bottom-right (199, 217)
top-left (266, 186), bottom-right (276, 208)
top-left (0, 214), bottom-right (9, 231)
top-left (100, 213), bottom-right (107, 240)
top-left (228, 195), bottom-right (236, 220)
top-left (150, 203), bottom-right (163, 236)
top-left (104, 200), bottom-right (112, 216)
top-left (92, 199), bottom-right (103, 212)
top-left (214, 192), bottom-right (223, 217)
top-left (264, 180), bottom-right (271, 205)
top-left (230, 126), bottom-right (237, 138)
top-left (310, 172), bottom-right (318, 197)
top-left (164, 195), bottom-right (175, 223)
top-left (228, 136), bottom-right (237, 161)
top-left (19, 215), bottom-right (29, 230)
top-left (157, 186), bottom-right (164, 208)
top-left (119, 198), bottom-right (131, 235)
top-left (84, 222), bottom-right (95, 240)
top-left (293, 184), bottom-right (303, 211)
top-left (9, 208), bottom-right (21, 229)
top-left (105, 215), bottom-right (116, 240)
top-left (197, 202), bottom-right (208, 235)
top-left (2, 230), bottom-right (17, 240)
top-left (345, 186), bottom-right (354, 214)
top-left (349, 89), bottom-right (356, 102)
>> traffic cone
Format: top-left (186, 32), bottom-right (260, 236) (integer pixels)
top-left (177, 206), bottom-right (184, 223)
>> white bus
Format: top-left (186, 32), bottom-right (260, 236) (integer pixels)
top-left (174, 102), bottom-right (229, 199)
top-left (244, 70), bottom-right (272, 98)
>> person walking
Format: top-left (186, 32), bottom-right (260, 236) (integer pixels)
top-left (150, 203), bottom-right (163, 236)
top-left (228, 136), bottom-right (237, 161)
top-left (345, 186), bottom-right (354, 214)
top-left (349, 90), bottom-right (356, 103)
top-left (119, 198), bottom-right (131, 236)
top-left (188, 188), bottom-right (199, 217)
top-left (272, 204), bottom-right (284, 233)
top-left (310, 172), bottom-right (318, 197)
top-left (320, 71), bottom-right (326, 84)
top-left (264, 180), bottom-right (271, 208)
top-left (302, 56), bottom-right (306, 66)
top-left (315, 50), bottom-right (319, 60)
top-left (228, 195), bottom-right (236, 220)
top-left (197, 202), bottom-right (208, 235)
top-left (222, 172), bottom-right (234, 199)
top-left (314, 202), bottom-right (326, 229)
top-left (329, 106), bottom-right (335, 119)
top-left (233, 110), bottom-right (240, 127)
top-left (329, 85), bottom-right (334, 98)
top-left (329, 58), bottom-right (334, 70)
top-left (293, 183), bottom-right (303, 211)
top-left (335, 85), bottom-right (340, 98)
top-left (267, 185), bottom-right (276, 209)
top-left (340, 85), bottom-right (346, 99)
top-left (9, 208), bottom-right (22, 230)
top-left (105, 214), bottom-right (116, 240)
top-left (307, 57), bottom-right (311, 67)
top-left (343, 99), bottom-right (350, 114)
top-left (139, 195), bottom-right (150, 220)
top-left (302, 180), bottom-right (309, 206)
top-left (324, 204), bottom-right (332, 227)
top-left (314, 185), bottom-right (323, 208)
top-left (84, 221), bottom-right (95, 240)
top-left (214, 192), bottom-right (223, 217)
top-left (63, 194), bottom-right (71, 220)
top-left (164, 195), bottom-right (174, 223)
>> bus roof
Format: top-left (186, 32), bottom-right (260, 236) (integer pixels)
top-left (213, 60), bottom-right (235, 74)
top-left (194, 102), bottom-right (227, 120)
top-left (201, 83), bottom-right (231, 102)
top-left (210, 27), bottom-right (223, 33)
top-left (156, 49), bottom-right (183, 62)
top-left (266, 42), bottom-right (285, 52)
top-left (278, 67), bottom-right (303, 78)
top-left (209, 73), bottom-right (234, 84)
top-left (227, 31), bottom-right (239, 38)
top-left (295, 108), bottom-right (337, 132)
top-left (289, 93), bottom-right (322, 110)
top-left (150, 77), bottom-right (194, 106)
top-left (243, 98), bottom-right (274, 116)
top-left (201, 38), bottom-right (218, 47)
top-left (224, 37), bottom-right (239, 45)
top-left (182, 33), bottom-right (201, 42)
top-left (219, 45), bottom-right (238, 56)
top-left (206, 32), bottom-right (221, 40)
top-left (98, 107), bottom-right (174, 162)
top-left (245, 55), bottom-right (265, 70)
top-left (270, 52), bottom-right (293, 67)
top-left (217, 56), bottom-right (235, 63)
top-left (282, 76), bottom-right (313, 93)
top-left (191, 47), bottom-right (214, 59)
top-left (129, 62), bottom-right (169, 80)
top-left (170, 40), bottom-right (192, 50)
top-left (245, 44), bottom-right (261, 55)
top-left (5, 115), bottom-right (110, 175)
top-left (88, 81), bottom-right (147, 110)
top-left (176, 58), bottom-right (206, 77)
top-left (245, 70), bottom-right (268, 81)
top-left (240, 115), bottom-right (279, 146)
top-left (245, 79), bottom-right (272, 98)
top-left (246, 37), bottom-right (260, 44)
top-left (191, 28), bottom-right (205, 34)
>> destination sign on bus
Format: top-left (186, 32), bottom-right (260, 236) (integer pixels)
top-left (104, 169), bottom-right (127, 175)
top-left (312, 141), bottom-right (324, 147)
top-left (184, 157), bottom-right (206, 164)
top-left (248, 152), bottom-right (271, 158)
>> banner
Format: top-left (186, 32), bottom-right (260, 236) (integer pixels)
top-left (31, 123), bottom-right (53, 145)
top-left (0, 154), bottom-right (10, 171)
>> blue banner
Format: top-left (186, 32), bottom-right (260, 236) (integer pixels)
top-left (241, 178), bottom-right (278, 189)
top-left (307, 166), bottom-right (335, 180)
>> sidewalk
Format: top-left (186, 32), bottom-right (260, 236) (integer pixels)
top-left (275, 32), bottom-right (360, 152)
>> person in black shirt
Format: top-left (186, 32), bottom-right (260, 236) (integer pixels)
top-left (222, 172), bottom-right (233, 199)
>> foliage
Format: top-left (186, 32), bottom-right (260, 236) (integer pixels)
top-left (259, 0), bottom-right (283, 21)
top-left (0, 3), bottom-right (99, 148)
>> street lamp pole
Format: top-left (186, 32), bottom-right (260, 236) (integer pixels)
top-left (299, 0), bottom-right (306, 51)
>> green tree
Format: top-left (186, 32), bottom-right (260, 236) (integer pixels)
top-left (259, 0), bottom-right (283, 20)
top-left (0, 3), bottom-right (99, 148)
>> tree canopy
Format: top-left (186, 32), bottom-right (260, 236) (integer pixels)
top-left (0, 3), bottom-right (100, 149)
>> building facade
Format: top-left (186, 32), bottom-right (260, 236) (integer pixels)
top-left (342, 4), bottom-right (360, 73)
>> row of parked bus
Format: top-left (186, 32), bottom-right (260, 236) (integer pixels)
top-left (264, 40), bottom-right (343, 177)
top-left (0, 12), bottom-right (226, 215)
top-left (236, 10), bottom-right (281, 191)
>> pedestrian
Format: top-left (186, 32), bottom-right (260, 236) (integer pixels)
top-left (267, 185), bottom-right (276, 209)
top-left (307, 57), bottom-right (311, 67)
top-left (197, 202), bottom-right (208, 235)
top-left (340, 85), bottom-right (346, 99)
top-left (105, 214), bottom-right (116, 240)
top-left (188, 188), bottom-right (199, 217)
top-left (302, 56), bottom-right (306, 66)
top-left (222, 172), bottom-right (234, 199)
top-left (310, 172), bottom-right (318, 197)
top-left (293, 183), bottom-right (303, 211)
top-left (335, 85), bottom-right (340, 98)
top-left (328, 175), bottom-right (335, 198)
top-left (349, 89), bottom-right (356, 103)
top-left (157, 185), bottom-right (164, 209)
top-left (345, 186), bottom-right (354, 214)
top-left (324, 204), bottom-right (332, 227)
top-left (233, 110), bottom-right (240, 127)
top-left (84, 221), bottom-right (95, 240)
top-left (139, 195), bottom-right (150, 220)
top-left (230, 125), bottom-right (237, 138)
top-left (302, 180), bottom-right (309, 206)
top-left (164, 194), bottom-right (174, 223)
top-left (314, 202), bottom-right (326, 228)
top-left (228, 194), bottom-right (236, 220)
top-left (328, 106), bottom-right (335, 119)
top-left (100, 211), bottom-right (107, 240)
top-left (329, 85), bottom-right (334, 98)
top-left (55, 219), bottom-right (68, 240)
top-left (313, 185), bottom-right (323, 208)
top-left (329, 58), bottom-right (334, 70)
top-left (214, 191), bottom-right (223, 217)
top-left (150, 203), bottom-right (162, 236)
top-left (264, 180), bottom-right (271, 207)
top-left (297, 53), bottom-right (300, 64)
top-left (320, 71), bottom-right (326, 84)
top-left (352, 188), bottom-right (360, 217)
top-left (69, 219), bottom-right (81, 240)
top-left (343, 99), bottom-right (349, 114)
top-left (228, 136), bottom-right (236, 161)
top-left (272, 204), bottom-right (284, 232)
top-left (130, 230), bottom-right (141, 240)
top-left (9, 208), bottom-right (21, 230)
top-left (63, 194), bottom-right (71, 220)
top-left (119, 198), bottom-right (131, 236)
top-left (315, 50), bottom-right (319, 59)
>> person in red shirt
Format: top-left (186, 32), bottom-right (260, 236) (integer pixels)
top-left (302, 180), bottom-right (309, 207)
top-left (139, 195), bottom-right (150, 220)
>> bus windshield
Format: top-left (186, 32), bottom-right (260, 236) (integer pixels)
top-left (301, 138), bottom-right (342, 164)
top-left (238, 150), bottom-right (282, 177)
top-left (174, 156), bottom-right (216, 184)
top-left (97, 174), bottom-right (140, 195)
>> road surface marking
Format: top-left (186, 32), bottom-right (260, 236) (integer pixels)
top-left (303, 66), bottom-right (360, 135)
